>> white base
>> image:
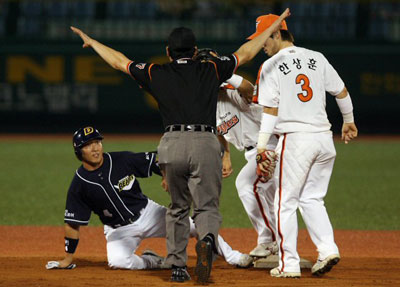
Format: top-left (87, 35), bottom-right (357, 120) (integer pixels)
top-left (253, 255), bottom-right (312, 269)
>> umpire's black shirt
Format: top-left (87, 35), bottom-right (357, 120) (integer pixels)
top-left (127, 54), bottom-right (239, 127)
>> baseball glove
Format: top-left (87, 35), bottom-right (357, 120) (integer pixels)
top-left (256, 150), bottom-right (277, 183)
top-left (195, 48), bottom-right (219, 62)
top-left (46, 261), bottom-right (76, 270)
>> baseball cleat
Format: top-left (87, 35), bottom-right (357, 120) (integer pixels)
top-left (141, 249), bottom-right (166, 269)
top-left (195, 238), bottom-right (213, 284)
top-left (250, 241), bottom-right (278, 258)
top-left (236, 254), bottom-right (254, 268)
top-left (270, 267), bottom-right (301, 278)
top-left (311, 254), bottom-right (340, 276)
top-left (171, 266), bottom-right (191, 282)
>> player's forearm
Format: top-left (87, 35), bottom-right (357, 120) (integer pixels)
top-left (90, 39), bottom-right (130, 73)
top-left (60, 253), bottom-right (74, 266)
top-left (218, 135), bottom-right (230, 154)
top-left (235, 8), bottom-right (290, 65)
top-left (235, 35), bottom-right (270, 66)
top-left (237, 79), bottom-right (254, 103)
top-left (257, 107), bottom-right (278, 153)
top-left (64, 223), bottom-right (80, 255)
top-left (335, 87), bottom-right (354, 123)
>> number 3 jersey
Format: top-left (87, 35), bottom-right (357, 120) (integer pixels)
top-left (64, 151), bottom-right (161, 227)
top-left (255, 46), bottom-right (345, 134)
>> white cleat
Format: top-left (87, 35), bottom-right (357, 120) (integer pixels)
top-left (250, 241), bottom-right (278, 258)
top-left (270, 267), bottom-right (301, 278)
top-left (236, 254), bottom-right (254, 268)
top-left (311, 254), bottom-right (340, 276)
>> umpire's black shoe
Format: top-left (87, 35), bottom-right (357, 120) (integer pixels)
top-left (171, 265), bottom-right (191, 283)
top-left (195, 235), bottom-right (214, 284)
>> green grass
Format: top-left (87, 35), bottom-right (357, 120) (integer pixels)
top-left (0, 138), bottom-right (399, 230)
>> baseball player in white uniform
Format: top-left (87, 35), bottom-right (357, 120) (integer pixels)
top-left (216, 73), bottom-right (279, 259)
top-left (249, 14), bottom-right (358, 278)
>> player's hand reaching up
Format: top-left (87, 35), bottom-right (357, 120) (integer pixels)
top-left (342, 122), bottom-right (358, 144)
top-left (270, 8), bottom-right (291, 33)
top-left (70, 26), bottom-right (93, 48)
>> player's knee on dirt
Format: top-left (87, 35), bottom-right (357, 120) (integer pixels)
top-left (108, 254), bottom-right (145, 270)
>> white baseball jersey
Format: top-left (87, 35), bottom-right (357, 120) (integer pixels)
top-left (256, 46), bottom-right (345, 134)
top-left (216, 88), bottom-right (262, 151)
top-left (217, 87), bottom-right (278, 246)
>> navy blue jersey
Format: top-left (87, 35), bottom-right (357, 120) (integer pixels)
top-left (126, 54), bottom-right (239, 127)
top-left (64, 151), bottom-right (161, 227)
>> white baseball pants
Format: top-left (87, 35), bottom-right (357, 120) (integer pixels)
top-left (235, 147), bottom-right (277, 245)
top-left (104, 199), bottom-right (244, 269)
top-left (274, 132), bottom-right (339, 273)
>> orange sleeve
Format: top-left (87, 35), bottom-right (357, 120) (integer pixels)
top-left (252, 64), bottom-right (263, 104)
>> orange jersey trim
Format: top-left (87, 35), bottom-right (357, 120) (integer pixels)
top-left (209, 60), bottom-right (220, 81)
top-left (253, 178), bottom-right (276, 241)
top-left (252, 64), bottom-right (264, 104)
top-left (223, 84), bottom-right (236, 90)
top-left (277, 133), bottom-right (287, 271)
top-left (232, 53), bottom-right (240, 74)
top-left (148, 63), bottom-right (155, 81)
top-left (126, 61), bottom-right (133, 75)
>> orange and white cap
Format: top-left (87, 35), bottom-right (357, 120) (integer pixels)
top-left (247, 14), bottom-right (288, 40)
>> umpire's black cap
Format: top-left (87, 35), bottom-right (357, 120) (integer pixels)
top-left (168, 27), bottom-right (196, 51)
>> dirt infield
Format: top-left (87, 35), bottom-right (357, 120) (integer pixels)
top-left (1, 226), bottom-right (399, 287)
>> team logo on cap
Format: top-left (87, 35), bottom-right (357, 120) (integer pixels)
top-left (255, 20), bottom-right (260, 28)
top-left (83, 127), bottom-right (94, 136)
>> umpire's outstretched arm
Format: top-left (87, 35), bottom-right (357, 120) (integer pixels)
top-left (70, 26), bottom-right (131, 74)
top-left (71, 8), bottom-right (290, 72)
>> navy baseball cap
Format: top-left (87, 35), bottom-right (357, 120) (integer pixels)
top-left (168, 27), bottom-right (196, 51)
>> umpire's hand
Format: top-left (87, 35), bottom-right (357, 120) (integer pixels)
top-left (70, 26), bottom-right (93, 48)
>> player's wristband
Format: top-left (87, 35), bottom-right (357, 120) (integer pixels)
top-left (226, 74), bottom-right (243, 89)
top-left (257, 113), bottom-right (277, 150)
top-left (336, 93), bottom-right (354, 123)
top-left (65, 237), bottom-right (79, 254)
top-left (342, 112), bottom-right (354, 124)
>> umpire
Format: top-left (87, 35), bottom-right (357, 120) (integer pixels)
top-left (70, 9), bottom-right (289, 283)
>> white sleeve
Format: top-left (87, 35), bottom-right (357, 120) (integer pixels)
top-left (225, 89), bottom-right (249, 111)
top-left (257, 61), bottom-right (280, 108)
top-left (323, 55), bottom-right (345, 96)
top-left (225, 74), bottom-right (243, 89)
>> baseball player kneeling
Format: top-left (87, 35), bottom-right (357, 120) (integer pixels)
top-left (46, 127), bottom-right (253, 271)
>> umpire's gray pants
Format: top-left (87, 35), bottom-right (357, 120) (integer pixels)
top-left (158, 131), bottom-right (223, 267)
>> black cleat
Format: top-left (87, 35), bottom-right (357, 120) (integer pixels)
top-left (195, 238), bottom-right (213, 284)
top-left (171, 266), bottom-right (191, 282)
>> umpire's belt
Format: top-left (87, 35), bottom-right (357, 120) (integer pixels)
top-left (109, 214), bottom-right (140, 229)
top-left (165, 124), bottom-right (216, 134)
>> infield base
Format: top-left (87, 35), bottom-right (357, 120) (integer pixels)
top-left (253, 255), bottom-right (312, 269)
